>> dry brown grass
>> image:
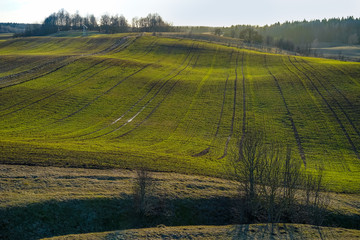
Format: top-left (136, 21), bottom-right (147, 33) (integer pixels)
top-left (1, 164), bottom-right (359, 214)
top-left (0, 164), bottom-right (238, 208)
top-left (42, 224), bottom-right (360, 240)
top-left (1, 164), bottom-right (359, 240)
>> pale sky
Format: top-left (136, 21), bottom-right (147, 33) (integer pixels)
top-left (1, 0), bottom-right (359, 26)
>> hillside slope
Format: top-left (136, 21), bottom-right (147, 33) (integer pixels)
top-left (1, 164), bottom-right (359, 239)
top-left (0, 34), bottom-right (360, 192)
top-left (41, 224), bottom-right (360, 240)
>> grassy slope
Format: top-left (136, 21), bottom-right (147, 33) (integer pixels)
top-left (0, 34), bottom-right (360, 193)
top-left (42, 224), bottom-right (360, 240)
top-left (1, 164), bottom-right (359, 240)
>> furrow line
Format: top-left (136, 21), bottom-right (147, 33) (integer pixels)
top-left (0, 56), bottom-right (68, 82)
top-left (93, 37), bottom-right (131, 55)
top-left (265, 55), bottom-right (306, 166)
top-left (239, 52), bottom-right (246, 147)
top-left (114, 48), bottom-right (201, 140)
top-left (0, 61), bottom-right (112, 118)
top-left (56, 64), bottom-right (151, 123)
top-left (219, 52), bottom-right (240, 159)
top-left (0, 59), bottom-right (108, 112)
top-left (300, 59), bottom-right (355, 108)
top-left (74, 44), bottom-right (197, 139)
top-left (289, 57), bottom-right (360, 160)
top-left (0, 57), bottom-right (80, 90)
top-left (134, 39), bottom-right (158, 59)
top-left (297, 59), bottom-right (360, 139)
top-left (193, 51), bottom-right (234, 157)
top-left (114, 79), bottom-right (180, 139)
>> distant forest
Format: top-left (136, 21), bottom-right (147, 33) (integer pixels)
top-left (0, 23), bottom-right (28, 33)
top-left (2, 9), bottom-right (359, 55)
top-left (219, 17), bottom-right (360, 52)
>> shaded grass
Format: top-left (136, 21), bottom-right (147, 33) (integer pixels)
top-left (1, 165), bottom-right (359, 240)
top-left (42, 224), bottom-right (360, 240)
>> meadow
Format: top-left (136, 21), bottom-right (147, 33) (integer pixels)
top-left (0, 33), bottom-right (360, 194)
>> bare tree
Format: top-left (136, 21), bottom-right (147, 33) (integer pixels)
top-left (133, 168), bottom-right (154, 218)
top-left (259, 144), bottom-right (282, 223)
top-left (228, 130), bottom-right (265, 221)
top-left (228, 130), bottom-right (329, 225)
top-left (100, 14), bottom-right (111, 33)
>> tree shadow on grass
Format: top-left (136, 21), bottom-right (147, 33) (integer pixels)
top-left (0, 196), bottom-right (234, 240)
top-left (0, 196), bottom-right (359, 240)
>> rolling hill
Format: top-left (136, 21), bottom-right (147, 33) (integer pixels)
top-left (0, 33), bottom-right (360, 193)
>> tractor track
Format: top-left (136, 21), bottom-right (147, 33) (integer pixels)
top-left (133, 39), bottom-right (159, 59)
top-left (81, 46), bottom-right (199, 139)
top-left (265, 55), bottom-right (306, 166)
top-left (93, 37), bottom-right (132, 55)
top-left (0, 59), bottom-right (108, 113)
top-left (0, 36), bottom-right (135, 90)
top-left (296, 59), bottom-right (360, 139)
top-left (193, 51), bottom-right (234, 157)
top-left (239, 52), bottom-right (247, 147)
top-left (114, 79), bottom-right (181, 139)
top-left (55, 64), bottom-right (151, 123)
top-left (0, 56), bottom-right (79, 90)
top-left (219, 52), bottom-right (240, 159)
top-left (115, 46), bottom-right (201, 140)
top-left (110, 35), bottom-right (141, 54)
top-left (0, 60), bottom-right (111, 118)
top-left (0, 56), bottom-right (68, 82)
top-left (300, 59), bottom-right (356, 108)
top-left (289, 57), bottom-right (360, 160)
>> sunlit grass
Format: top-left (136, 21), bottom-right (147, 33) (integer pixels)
top-left (1, 34), bottom-right (359, 193)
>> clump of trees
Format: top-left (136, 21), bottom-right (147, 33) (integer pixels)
top-left (223, 17), bottom-right (360, 54)
top-left (17, 9), bottom-right (173, 37)
top-left (228, 130), bottom-right (329, 225)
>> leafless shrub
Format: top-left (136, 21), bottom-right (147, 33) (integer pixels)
top-left (227, 129), bottom-right (329, 225)
top-left (133, 168), bottom-right (155, 218)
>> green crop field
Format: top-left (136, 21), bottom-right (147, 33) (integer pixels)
top-left (1, 34), bottom-right (359, 193)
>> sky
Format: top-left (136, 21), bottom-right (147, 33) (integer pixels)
top-left (1, 0), bottom-right (359, 26)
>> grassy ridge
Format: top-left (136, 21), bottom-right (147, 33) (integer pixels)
top-left (1, 164), bottom-right (359, 239)
top-left (0, 34), bottom-right (359, 193)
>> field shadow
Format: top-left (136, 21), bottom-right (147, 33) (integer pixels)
top-left (0, 196), bottom-right (233, 240)
top-left (1, 196), bottom-right (359, 240)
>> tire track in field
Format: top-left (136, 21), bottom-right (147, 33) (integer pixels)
top-left (219, 52), bottom-right (240, 159)
top-left (193, 51), bottom-right (234, 157)
top-left (299, 59), bottom-right (356, 108)
top-left (239, 52), bottom-right (247, 147)
top-left (282, 56), bottom-right (349, 168)
top-left (297, 59), bottom-right (360, 139)
top-left (168, 46), bottom-right (218, 151)
top-left (0, 59), bottom-right (107, 112)
top-left (114, 47), bottom-right (201, 140)
top-left (114, 79), bottom-right (181, 139)
top-left (93, 37), bottom-right (133, 55)
top-left (132, 39), bottom-right (159, 59)
top-left (0, 61), bottom-right (112, 118)
top-left (109, 44), bottom-right (204, 144)
top-left (74, 44), bottom-right (197, 139)
top-left (0, 56), bottom-right (68, 82)
top-left (192, 75), bottom-right (230, 157)
top-left (84, 47), bottom-right (199, 139)
top-left (265, 55), bottom-right (306, 166)
top-left (0, 36), bottom-right (134, 90)
top-left (0, 56), bottom-right (80, 90)
top-left (289, 57), bottom-right (360, 160)
top-left (55, 64), bottom-right (151, 123)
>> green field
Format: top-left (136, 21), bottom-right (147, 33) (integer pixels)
top-left (1, 34), bottom-right (360, 193)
